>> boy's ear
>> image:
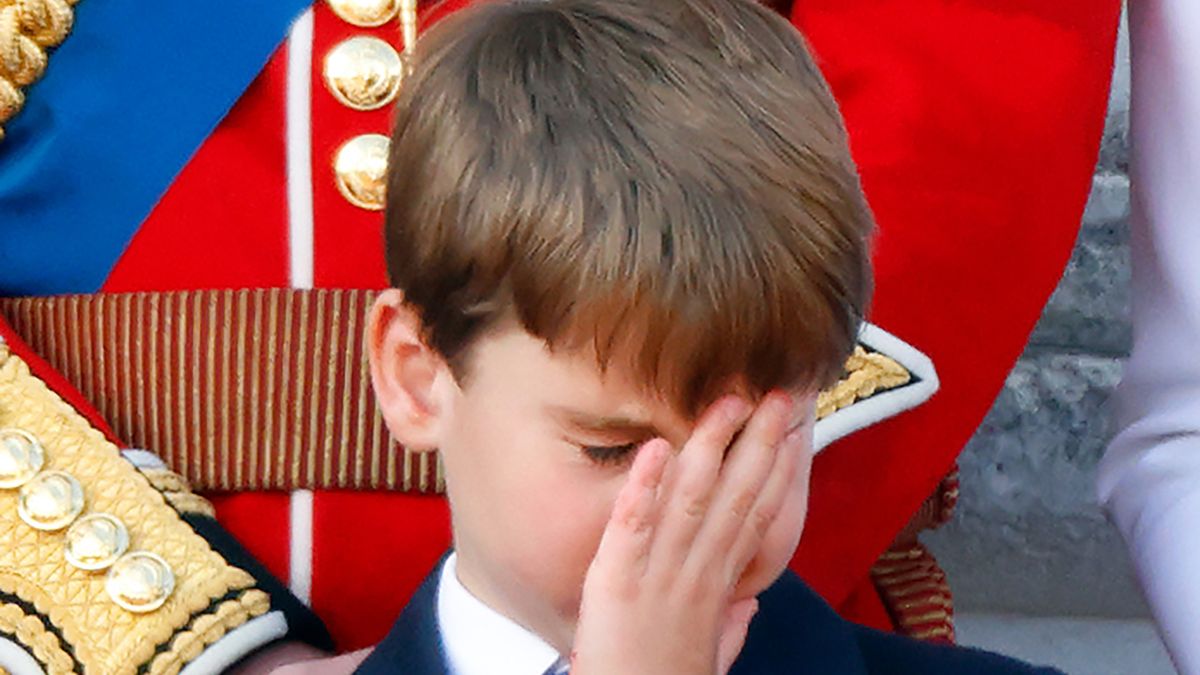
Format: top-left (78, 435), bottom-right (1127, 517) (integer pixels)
top-left (367, 289), bottom-right (451, 453)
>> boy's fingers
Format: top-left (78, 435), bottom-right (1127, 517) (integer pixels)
top-left (648, 396), bottom-right (752, 568)
top-left (591, 439), bottom-right (672, 579)
top-left (725, 423), bottom-right (807, 583)
top-left (686, 392), bottom-right (791, 573)
top-left (716, 598), bottom-right (758, 675)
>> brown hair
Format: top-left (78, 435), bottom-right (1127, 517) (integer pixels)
top-left (385, 0), bottom-right (873, 415)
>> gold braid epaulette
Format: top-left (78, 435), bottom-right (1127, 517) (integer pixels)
top-left (816, 346), bottom-right (913, 421)
top-left (0, 0), bottom-right (80, 141)
top-left (138, 468), bottom-right (218, 519)
top-left (0, 341), bottom-right (269, 675)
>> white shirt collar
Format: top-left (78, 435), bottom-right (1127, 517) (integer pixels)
top-left (436, 553), bottom-right (570, 675)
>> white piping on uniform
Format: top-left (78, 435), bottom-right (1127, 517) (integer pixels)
top-left (288, 488), bottom-right (315, 606)
top-left (285, 8), bottom-right (316, 607)
top-left (286, 8), bottom-right (316, 291)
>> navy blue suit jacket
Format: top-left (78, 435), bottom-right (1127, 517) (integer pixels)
top-left (356, 562), bottom-right (1061, 674)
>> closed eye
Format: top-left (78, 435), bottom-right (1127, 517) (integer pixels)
top-left (581, 442), bottom-right (640, 466)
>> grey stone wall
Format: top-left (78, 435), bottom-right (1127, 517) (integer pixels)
top-left (921, 21), bottom-right (1144, 618)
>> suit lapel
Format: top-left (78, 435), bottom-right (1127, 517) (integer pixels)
top-left (730, 570), bottom-right (868, 674)
top-left (355, 561), bottom-right (450, 675)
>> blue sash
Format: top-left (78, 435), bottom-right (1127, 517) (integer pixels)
top-left (0, 0), bottom-right (311, 295)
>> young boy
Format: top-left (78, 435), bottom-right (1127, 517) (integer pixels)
top-left (274, 0), bottom-right (1062, 672)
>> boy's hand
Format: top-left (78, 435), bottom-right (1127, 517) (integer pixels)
top-left (571, 392), bottom-right (807, 675)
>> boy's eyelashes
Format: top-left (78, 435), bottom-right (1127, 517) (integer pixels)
top-left (580, 441), bottom-right (642, 466)
top-left (580, 412), bottom-right (813, 467)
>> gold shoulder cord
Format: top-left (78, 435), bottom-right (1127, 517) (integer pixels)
top-left (816, 346), bottom-right (913, 421)
top-left (0, 341), bottom-right (268, 675)
top-left (0, 0), bottom-right (80, 141)
top-left (400, 0), bottom-right (417, 67)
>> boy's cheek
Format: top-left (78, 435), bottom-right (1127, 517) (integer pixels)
top-left (523, 469), bottom-right (619, 565)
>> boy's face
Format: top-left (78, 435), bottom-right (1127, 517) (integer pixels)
top-left (369, 291), bottom-right (815, 654)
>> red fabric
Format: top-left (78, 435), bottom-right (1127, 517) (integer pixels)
top-left (103, 44), bottom-right (292, 291)
top-left (837, 576), bottom-right (893, 634)
top-left (787, 1), bottom-right (1122, 607)
top-left (209, 492), bottom-right (294, 587)
top-left (309, 4), bottom-right (392, 289)
top-left (310, 492), bottom-right (452, 650)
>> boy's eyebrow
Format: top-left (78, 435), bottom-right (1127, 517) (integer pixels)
top-left (547, 405), bottom-right (664, 438)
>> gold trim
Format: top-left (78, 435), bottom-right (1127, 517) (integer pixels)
top-left (233, 290), bottom-right (247, 489)
top-left (189, 291), bottom-right (203, 487)
top-left (120, 293), bottom-right (134, 455)
top-left (309, 293), bottom-right (326, 487)
top-left (66, 295), bottom-right (80, 399)
top-left (204, 290), bottom-right (218, 489)
top-left (147, 293), bottom-right (162, 468)
top-left (871, 542), bottom-right (956, 643)
top-left (874, 568), bottom-right (938, 588)
top-left (265, 291), bottom-right (281, 487)
top-left (897, 609), bottom-right (954, 626)
top-left (139, 468), bottom-right (217, 519)
top-left (323, 292), bottom-right (341, 487)
top-left (875, 579), bottom-right (950, 600)
top-left (0, 343), bottom-right (258, 674)
top-left (910, 625), bottom-right (953, 641)
top-left (146, 589), bottom-right (270, 675)
top-left (327, 0), bottom-right (400, 28)
top-left (816, 346), bottom-right (912, 420)
top-left (400, 0), bottom-right (417, 65)
top-left (336, 291), bottom-right (354, 487)
top-left (322, 36), bottom-right (404, 112)
top-left (247, 291), bottom-right (263, 490)
top-left (0, 600), bottom-right (76, 674)
top-left (894, 596), bottom-right (953, 612)
top-left (219, 289), bottom-right (233, 489)
top-left (278, 289), bottom-right (295, 487)
top-left (291, 291), bottom-right (309, 487)
top-left (353, 296), bottom-right (370, 488)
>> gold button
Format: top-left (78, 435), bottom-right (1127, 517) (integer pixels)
top-left (65, 513), bottom-right (130, 571)
top-left (0, 428), bottom-right (45, 489)
top-left (327, 0), bottom-right (402, 27)
top-left (106, 552), bottom-right (175, 613)
top-left (324, 36), bottom-right (404, 111)
top-left (334, 133), bottom-right (390, 210)
top-left (18, 470), bottom-right (84, 531)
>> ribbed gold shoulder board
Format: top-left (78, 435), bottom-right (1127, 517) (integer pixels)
top-left (0, 341), bottom-right (268, 675)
